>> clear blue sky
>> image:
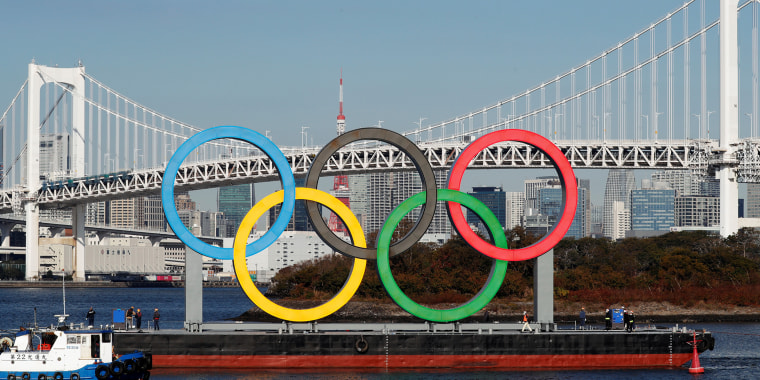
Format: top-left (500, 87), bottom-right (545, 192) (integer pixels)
top-left (0, 1), bottom-right (691, 210)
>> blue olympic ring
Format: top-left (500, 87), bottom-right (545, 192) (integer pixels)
top-left (161, 126), bottom-right (296, 260)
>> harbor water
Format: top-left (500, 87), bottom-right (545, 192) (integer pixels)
top-left (0, 287), bottom-right (758, 379)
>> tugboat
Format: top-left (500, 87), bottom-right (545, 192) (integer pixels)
top-left (0, 271), bottom-right (151, 379)
top-left (1, 326), bottom-right (151, 380)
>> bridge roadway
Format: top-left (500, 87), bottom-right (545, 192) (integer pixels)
top-left (3, 138), bottom-right (756, 213)
top-left (0, 215), bottom-right (222, 244)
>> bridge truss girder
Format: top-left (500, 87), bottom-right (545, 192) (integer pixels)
top-left (0, 138), bottom-right (753, 213)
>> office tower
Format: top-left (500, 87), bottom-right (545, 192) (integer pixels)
top-left (539, 185), bottom-right (588, 239)
top-left (348, 175), bottom-right (370, 228)
top-left (603, 169), bottom-right (635, 239)
top-left (524, 177), bottom-right (558, 212)
top-left (143, 195), bottom-right (166, 231)
top-left (629, 181), bottom-right (675, 232)
top-left (610, 201), bottom-right (630, 240)
top-left (365, 170), bottom-right (450, 238)
top-left (675, 196), bottom-right (720, 227)
top-left (269, 177), bottom-right (313, 232)
top-left (505, 191), bottom-right (525, 230)
top-left (467, 186), bottom-right (507, 229)
top-left (218, 183), bottom-right (254, 237)
top-left (109, 198), bottom-right (145, 229)
top-left (748, 184), bottom-right (760, 218)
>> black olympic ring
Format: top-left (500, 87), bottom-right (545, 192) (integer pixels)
top-left (304, 128), bottom-right (438, 260)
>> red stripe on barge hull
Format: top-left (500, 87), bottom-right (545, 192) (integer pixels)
top-left (154, 353), bottom-right (694, 369)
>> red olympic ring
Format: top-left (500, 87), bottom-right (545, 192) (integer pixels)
top-left (446, 129), bottom-right (577, 261)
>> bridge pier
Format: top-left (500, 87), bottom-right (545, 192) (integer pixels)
top-left (0, 223), bottom-right (11, 247)
top-left (72, 204), bottom-right (86, 281)
top-left (719, 0), bottom-right (740, 238)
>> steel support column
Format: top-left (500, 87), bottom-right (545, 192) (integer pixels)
top-left (720, 0), bottom-right (740, 237)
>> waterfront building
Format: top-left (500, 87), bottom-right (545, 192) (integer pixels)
top-left (227, 231), bottom-right (335, 282)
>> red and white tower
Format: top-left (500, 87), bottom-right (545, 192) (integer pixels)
top-left (329, 70), bottom-right (350, 234)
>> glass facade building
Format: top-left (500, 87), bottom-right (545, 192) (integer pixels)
top-left (630, 188), bottom-right (675, 231)
top-left (539, 186), bottom-right (587, 239)
top-left (219, 183), bottom-right (254, 237)
top-left (467, 186), bottom-right (507, 229)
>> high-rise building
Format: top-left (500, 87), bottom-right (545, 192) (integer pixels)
top-left (39, 133), bottom-right (71, 177)
top-left (651, 170), bottom-right (699, 196)
top-left (269, 177), bottom-right (313, 232)
top-left (747, 184), bottom-right (760, 218)
top-left (143, 195), bottom-right (166, 231)
top-left (603, 169), bottom-right (635, 239)
top-left (109, 198), bottom-right (145, 229)
top-left (524, 177), bottom-right (558, 213)
top-left (218, 183), bottom-right (254, 237)
top-left (364, 170), bottom-right (450, 237)
top-left (348, 175), bottom-right (370, 228)
top-left (467, 186), bottom-right (507, 229)
top-left (630, 181), bottom-right (675, 232)
top-left (539, 185), bottom-right (588, 239)
top-left (611, 201), bottom-right (630, 240)
top-left (675, 195), bottom-right (720, 227)
top-left (505, 191), bottom-right (525, 230)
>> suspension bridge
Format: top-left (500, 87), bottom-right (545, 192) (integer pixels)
top-left (1, 0), bottom-right (759, 280)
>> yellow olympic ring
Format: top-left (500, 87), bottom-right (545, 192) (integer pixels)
top-left (233, 187), bottom-right (367, 322)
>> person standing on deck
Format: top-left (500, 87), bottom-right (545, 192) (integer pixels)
top-left (521, 311), bottom-right (533, 332)
top-left (86, 307), bottom-right (95, 327)
top-left (605, 308), bottom-right (612, 330)
top-left (135, 308), bottom-right (142, 329)
top-left (153, 308), bottom-right (160, 330)
top-left (579, 307), bottom-right (586, 330)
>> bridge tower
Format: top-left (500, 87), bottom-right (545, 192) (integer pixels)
top-left (329, 71), bottom-right (350, 234)
top-left (26, 62), bottom-right (87, 281)
top-left (719, 0), bottom-right (740, 238)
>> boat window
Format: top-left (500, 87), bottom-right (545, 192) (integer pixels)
top-left (102, 333), bottom-right (111, 343)
top-left (67, 336), bottom-right (77, 344)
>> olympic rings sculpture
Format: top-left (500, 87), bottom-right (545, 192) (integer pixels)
top-left (162, 126), bottom-right (577, 322)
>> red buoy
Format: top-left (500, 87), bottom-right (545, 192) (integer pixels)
top-left (688, 331), bottom-right (704, 374)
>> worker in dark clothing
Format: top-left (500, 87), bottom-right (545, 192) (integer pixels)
top-left (605, 308), bottom-right (612, 330)
top-left (579, 307), bottom-right (586, 330)
top-left (135, 308), bottom-right (143, 329)
top-left (627, 310), bottom-right (635, 332)
top-left (86, 307), bottom-right (95, 327)
top-left (153, 308), bottom-right (160, 330)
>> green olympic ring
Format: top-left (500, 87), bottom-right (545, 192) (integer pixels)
top-left (376, 189), bottom-right (509, 322)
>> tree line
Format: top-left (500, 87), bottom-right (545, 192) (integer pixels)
top-left (269, 226), bottom-right (760, 307)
